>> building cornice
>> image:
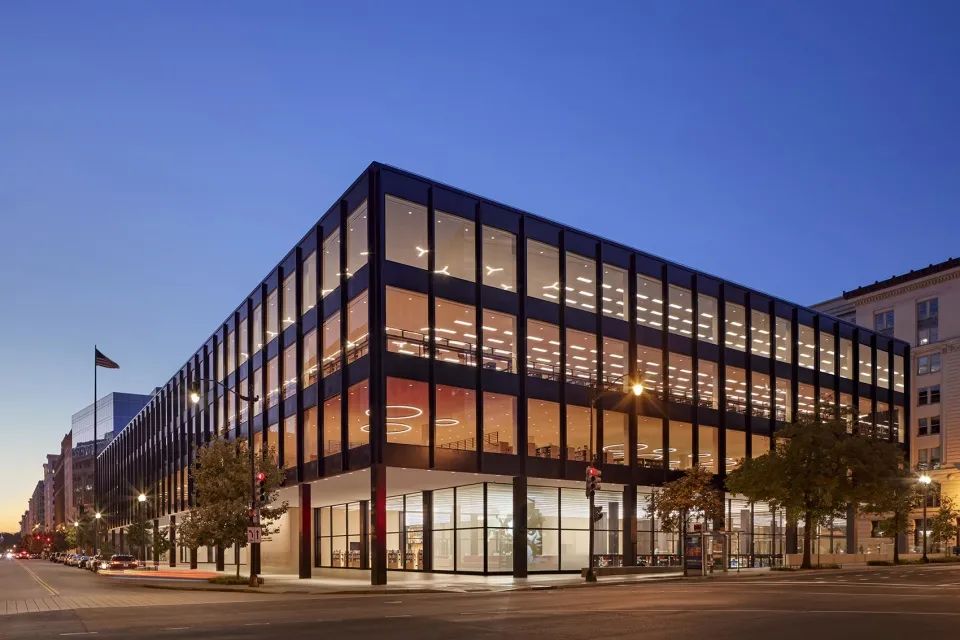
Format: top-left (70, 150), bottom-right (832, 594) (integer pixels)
top-left (848, 268), bottom-right (960, 307)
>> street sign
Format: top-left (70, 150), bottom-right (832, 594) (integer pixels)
top-left (247, 527), bottom-right (262, 544)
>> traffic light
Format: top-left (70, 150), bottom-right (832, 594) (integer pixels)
top-left (256, 471), bottom-right (268, 505)
top-left (585, 465), bottom-right (601, 497)
top-left (592, 505), bottom-right (604, 522)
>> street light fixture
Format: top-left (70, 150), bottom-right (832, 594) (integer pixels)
top-left (919, 474), bottom-right (932, 563)
top-left (188, 377), bottom-right (262, 587)
top-left (585, 379), bottom-right (644, 583)
top-left (137, 493), bottom-right (148, 567)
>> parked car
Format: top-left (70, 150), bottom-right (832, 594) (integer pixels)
top-left (64, 554), bottom-right (78, 566)
top-left (86, 555), bottom-right (103, 572)
top-left (105, 554), bottom-right (139, 570)
top-left (76, 555), bottom-right (90, 569)
top-left (16, 550), bottom-right (30, 560)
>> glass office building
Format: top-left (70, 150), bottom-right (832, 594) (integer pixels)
top-left (97, 163), bottom-right (909, 582)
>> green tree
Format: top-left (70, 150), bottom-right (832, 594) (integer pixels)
top-left (183, 437), bottom-right (288, 580)
top-left (152, 526), bottom-right (172, 564)
top-left (929, 495), bottom-right (960, 552)
top-left (650, 467), bottom-right (725, 540)
top-left (64, 526), bottom-right (78, 550)
top-left (125, 519), bottom-right (151, 563)
top-left (726, 414), bottom-right (901, 569)
top-left (861, 467), bottom-right (921, 564)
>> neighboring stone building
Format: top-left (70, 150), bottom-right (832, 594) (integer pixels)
top-left (815, 257), bottom-right (960, 553)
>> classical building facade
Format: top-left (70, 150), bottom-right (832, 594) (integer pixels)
top-left (815, 257), bottom-right (960, 552)
top-left (97, 163), bottom-right (908, 582)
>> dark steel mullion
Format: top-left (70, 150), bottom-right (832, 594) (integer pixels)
top-left (887, 343), bottom-right (895, 442)
top-left (660, 264), bottom-right (669, 480)
top-left (278, 269), bottom-right (287, 469)
top-left (745, 293), bottom-right (753, 459)
top-left (691, 276), bottom-right (700, 465)
top-left (314, 222), bottom-right (324, 474)
top-left (516, 218), bottom-right (528, 475)
top-left (717, 283), bottom-right (727, 475)
top-left (627, 254), bottom-right (638, 473)
top-left (852, 328), bottom-right (861, 434)
top-left (558, 232), bottom-right (567, 463)
top-left (368, 165), bottom-right (386, 468)
top-left (870, 334), bottom-right (878, 437)
top-left (338, 200), bottom-right (349, 468)
top-left (427, 187), bottom-right (436, 466)
top-left (295, 249), bottom-right (305, 479)
top-left (833, 326), bottom-right (841, 419)
top-left (813, 315), bottom-right (821, 419)
top-left (594, 241), bottom-right (603, 462)
top-left (767, 299), bottom-right (776, 449)
top-left (474, 203), bottom-right (483, 468)
top-left (790, 309), bottom-right (799, 423)
top-left (259, 284), bottom-right (269, 459)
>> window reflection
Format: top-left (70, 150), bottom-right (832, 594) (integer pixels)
top-left (435, 297), bottom-right (477, 366)
top-left (346, 291), bottom-right (369, 365)
top-left (636, 275), bottom-right (663, 329)
top-left (839, 338), bottom-right (853, 379)
top-left (482, 309), bottom-right (516, 373)
top-left (565, 328), bottom-right (597, 385)
top-left (602, 337), bottom-right (627, 386)
top-left (775, 317), bottom-right (791, 363)
top-left (670, 421), bottom-right (692, 470)
top-left (697, 293), bottom-right (718, 343)
top-left (386, 287), bottom-right (429, 358)
top-left (527, 240), bottom-right (560, 303)
top-left (528, 399), bottom-right (560, 459)
top-left (602, 411), bottom-right (628, 466)
top-left (235, 319), bottom-right (247, 368)
top-left (283, 415), bottom-right (297, 470)
top-left (527, 320), bottom-right (561, 381)
top-left (798, 382), bottom-right (816, 417)
top-left (894, 354), bottom-right (904, 392)
top-left (225, 330), bottom-right (235, 376)
top-left (282, 344), bottom-right (297, 398)
top-left (346, 201), bottom-right (368, 278)
top-left (668, 353), bottom-right (694, 404)
top-left (253, 304), bottom-right (263, 354)
top-left (435, 210), bottom-right (475, 281)
top-left (637, 416), bottom-right (663, 469)
top-left (726, 430), bottom-right (746, 472)
top-left (876, 349), bottom-right (889, 389)
top-left (751, 310), bottom-right (770, 357)
top-left (601, 264), bottom-right (628, 320)
top-left (322, 312), bottom-right (341, 377)
top-left (859, 344), bottom-right (872, 384)
top-left (699, 426), bottom-right (719, 474)
top-left (725, 303), bottom-right (747, 351)
top-left (698, 360), bottom-right (718, 408)
top-left (302, 252), bottom-right (317, 314)
top-left (483, 392), bottom-right (516, 454)
top-left (385, 378), bottom-right (429, 446)
top-left (776, 378), bottom-right (791, 422)
top-left (819, 330), bottom-right (834, 374)
top-left (565, 253), bottom-right (596, 313)
top-left (302, 329), bottom-right (318, 388)
top-left (725, 365), bottom-right (747, 413)
top-left (566, 404), bottom-right (593, 462)
top-left (667, 286), bottom-right (693, 337)
top-left (797, 325), bottom-right (815, 369)
top-left (321, 229), bottom-right (340, 298)
top-left (636, 345), bottom-right (663, 398)
top-left (323, 394), bottom-right (341, 456)
top-left (265, 289), bottom-right (279, 344)
top-left (266, 357), bottom-right (279, 408)
top-left (304, 406), bottom-right (318, 463)
top-left (482, 226), bottom-right (516, 291)
top-left (436, 385), bottom-right (476, 451)
top-left (252, 368), bottom-right (263, 416)
top-left (386, 196), bottom-right (428, 269)
top-left (752, 371), bottom-right (771, 418)
top-left (346, 380), bottom-right (368, 450)
top-left (282, 273), bottom-right (296, 330)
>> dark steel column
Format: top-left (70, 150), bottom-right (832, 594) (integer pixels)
top-left (623, 484), bottom-right (637, 567)
top-left (512, 476), bottom-right (528, 577)
top-left (169, 515), bottom-right (177, 567)
top-left (299, 483), bottom-right (312, 578)
top-left (370, 463), bottom-right (387, 585)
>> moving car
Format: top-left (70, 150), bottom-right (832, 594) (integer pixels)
top-left (86, 554), bottom-right (103, 572)
top-left (105, 554), bottom-right (139, 570)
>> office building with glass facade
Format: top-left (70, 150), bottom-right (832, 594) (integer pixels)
top-left (97, 163), bottom-right (910, 583)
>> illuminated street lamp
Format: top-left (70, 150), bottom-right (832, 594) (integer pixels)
top-left (137, 493), bottom-right (148, 567)
top-left (585, 379), bottom-right (644, 583)
top-left (188, 377), bottom-right (261, 587)
top-left (919, 474), bottom-right (932, 563)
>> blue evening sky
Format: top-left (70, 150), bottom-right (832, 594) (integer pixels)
top-left (1, 1), bottom-right (958, 531)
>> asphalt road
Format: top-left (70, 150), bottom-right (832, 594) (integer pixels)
top-left (4, 559), bottom-right (960, 639)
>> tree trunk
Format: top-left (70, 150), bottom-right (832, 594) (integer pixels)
top-left (801, 511), bottom-right (813, 569)
top-left (236, 553), bottom-right (241, 578)
top-left (893, 514), bottom-right (900, 565)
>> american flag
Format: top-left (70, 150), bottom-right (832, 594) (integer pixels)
top-left (95, 348), bottom-right (120, 369)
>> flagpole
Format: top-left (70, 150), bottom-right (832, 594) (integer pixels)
top-left (93, 345), bottom-right (98, 555)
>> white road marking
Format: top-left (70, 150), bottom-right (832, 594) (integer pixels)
top-left (243, 622), bottom-right (270, 626)
top-left (385, 614), bottom-right (411, 619)
top-left (163, 628), bottom-right (191, 631)
top-left (384, 600), bottom-right (403, 604)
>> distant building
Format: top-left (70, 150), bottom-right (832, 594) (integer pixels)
top-left (67, 392), bottom-right (151, 519)
top-left (814, 257), bottom-right (960, 552)
top-left (42, 455), bottom-right (59, 530)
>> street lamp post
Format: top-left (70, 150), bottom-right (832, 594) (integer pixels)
top-left (94, 512), bottom-right (102, 555)
top-left (188, 377), bottom-right (261, 587)
top-left (919, 474), bottom-right (932, 563)
top-left (585, 379), bottom-right (644, 583)
top-left (137, 493), bottom-right (147, 567)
